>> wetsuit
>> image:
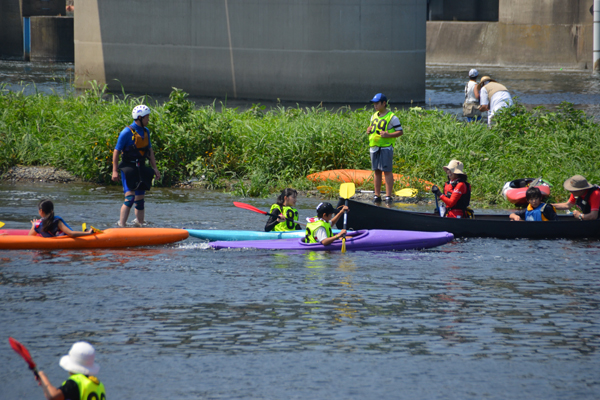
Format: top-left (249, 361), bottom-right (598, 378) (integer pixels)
top-left (115, 122), bottom-right (155, 194)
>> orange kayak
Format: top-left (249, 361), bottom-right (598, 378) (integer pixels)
top-left (307, 169), bottom-right (434, 188)
top-left (0, 228), bottom-right (189, 250)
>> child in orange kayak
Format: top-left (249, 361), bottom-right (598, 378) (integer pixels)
top-left (28, 199), bottom-right (93, 237)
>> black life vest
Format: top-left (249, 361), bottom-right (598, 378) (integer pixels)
top-left (121, 125), bottom-right (150, 165)
top-left (34, 216), bottom-right (71, 237)
top-left (576, 186), bottom-right (600, 217)
top-left (445, 177), bottom-right (471, 211)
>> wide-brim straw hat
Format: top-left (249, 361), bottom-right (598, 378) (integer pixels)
top-left (59, 342), bottom-right (100, 375)
top-left (443, 160), bottom-right (466, 175)
top-left (477, 76), bottom-right (496, 90)
top-left (563, 175), bottom-right (594, 192)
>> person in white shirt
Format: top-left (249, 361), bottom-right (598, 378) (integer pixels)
top-left (476, 76), bottom-right (513, 126)
top-left (463, 68), bottom-right (482, 123)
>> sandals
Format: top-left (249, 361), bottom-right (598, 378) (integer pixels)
top-left (384, 196), bottom-right (394, 204)
top-left (373, 195), bottom-right (382, 203)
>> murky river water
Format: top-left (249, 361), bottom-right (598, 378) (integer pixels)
top-left (1, 183), bottom-right (599, 399)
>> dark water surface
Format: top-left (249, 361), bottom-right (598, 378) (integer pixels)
top-left (1, 183), bottom-right (599, 399)
top-left (1, 60), bottom-right (598, 119)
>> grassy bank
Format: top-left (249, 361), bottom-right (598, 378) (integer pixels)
top-left (1, 84), bottom-right (598, 205)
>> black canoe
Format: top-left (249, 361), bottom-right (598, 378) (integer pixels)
top-left (335, 198), bottom-right (600, 239)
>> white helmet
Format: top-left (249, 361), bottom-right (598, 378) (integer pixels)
top-left (132, 105), bottom-right (151, 120)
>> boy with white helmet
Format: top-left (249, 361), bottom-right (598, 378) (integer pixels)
top-left (37, 341), bottom-right (106, 400)
top-left (112, 105), bottom-right (161, 227)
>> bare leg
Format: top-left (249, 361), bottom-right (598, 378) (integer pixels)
top-left (134, 194), bottom-right (145, 225)
top-left (374, 170), bottom-right (383, 197)
top-left (119, 190), bottom-right (135, 226)
top-left (383, 171), bottom-right (394, 197)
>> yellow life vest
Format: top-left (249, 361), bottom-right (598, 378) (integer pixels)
top-left (368, 111), bottom-right (397, 147)
top-left (269, 204), bottom-right (300, 231)
top-left (63, 374), bottom-right (106, 400)
top-left (305, 218), bottom-right (333, 243)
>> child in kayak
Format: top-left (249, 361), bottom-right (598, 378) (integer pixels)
top-left (36, 341), bottom-right (106, 400)
top-left (305, 202), bottom-right (348, 245)
top-left (28, 199), bottom-right (93, 237)
top-left (265, 188), bottom-right (301, 232)
top-left (509, 186), bottom-right (558, 221)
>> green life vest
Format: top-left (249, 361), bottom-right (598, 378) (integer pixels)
top-left (305, 218), bottom-right (333, 243)
top-left (269, 204), bottom-right (300, 231)
top-left (63, 374), bottom-right (106, 400)
top-left (368, 111), bottom-right (397, 147)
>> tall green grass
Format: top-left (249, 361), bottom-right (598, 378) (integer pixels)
top-left (1, 84), bottom-right (598, 205)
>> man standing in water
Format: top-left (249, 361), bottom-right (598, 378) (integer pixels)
top-left (366, 93), bottom-right (404, 204)
top-left (112, 105), bottom-right (161, 227)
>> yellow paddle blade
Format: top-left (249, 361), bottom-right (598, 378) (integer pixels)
top-left (90, 226), bottom-right (104, 234)
top-left (0, 221), bottom-right (5, 228)
top-left (82, 223), bottom-right (86, 231)
top-left (317, 185), bottom-right (333, 194)
top-left (341, 237), bottom-right (346, 253)
top-left (340, 183), bottom-right (356, 199)
top-left (395, 188), bottom-right (418, 198)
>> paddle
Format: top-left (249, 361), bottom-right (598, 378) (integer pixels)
top-left (339, 183), bottom-right (355, 253)
top-left (0, 221), bottom-right (5, 228)
top-left (9, 337), bottom-right (39, 379)
top-left (317, 186), bottom-right (417, 198)
top-left (82, 223), bottom-right (103, 234)
top-left (233, 202), bottom-right (307, 226)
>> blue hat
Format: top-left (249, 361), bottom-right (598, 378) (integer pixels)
top-left (370, 93), bottom-right (387, 103)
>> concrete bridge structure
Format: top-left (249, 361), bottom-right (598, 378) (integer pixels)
top-left (74, 0), bottom-right (426, 103)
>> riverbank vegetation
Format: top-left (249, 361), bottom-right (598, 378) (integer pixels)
top-left (1, 84), bottom-right (598, 205)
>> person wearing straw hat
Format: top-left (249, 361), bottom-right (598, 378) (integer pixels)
top-left (431, 160), bottom-right (472, 218)
top-left (36, 341), bottom-right (106, 400)
top-left (475, 75), bottom-right (512, 126)
top-left (552, 175), bottom-right (600, 220)
top-left (463, 69), bottom-right (482, 123)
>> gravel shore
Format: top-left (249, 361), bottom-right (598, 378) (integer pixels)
top-left (1, 166), bottom-right (79, 183)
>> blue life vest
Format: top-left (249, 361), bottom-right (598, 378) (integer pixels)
top-left (34, 216), bottom-right (72, 237)
top-left (525, 203), bottom-right (555, 221)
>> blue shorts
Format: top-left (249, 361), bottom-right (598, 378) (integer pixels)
top-left (121, 172), bottom-right (145, 196)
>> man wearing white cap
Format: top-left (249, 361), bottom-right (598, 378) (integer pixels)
top-left (463, 69), bottom-right (481, 123)
top-left (36, 341), bottom-right (106, 400)
top-left (476, 75), bottom-right (513, 126)
top-left (552, 175), bottom-right (600, 220)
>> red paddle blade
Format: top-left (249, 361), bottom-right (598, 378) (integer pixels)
top-left (9, 337), bottom-right (36, 370)
top-left (233, 201), bottom-right (268, 215)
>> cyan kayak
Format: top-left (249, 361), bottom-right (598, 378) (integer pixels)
top-left (210, 229), bottom-right (454, 252)
top-left (187, 229), bottom-right (342, 241)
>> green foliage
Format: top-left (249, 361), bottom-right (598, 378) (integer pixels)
top-left (0, 87), bottom-right (598, 205)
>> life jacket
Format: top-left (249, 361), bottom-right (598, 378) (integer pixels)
top-left (525, 203), bottom-right (555, 221)
top-left (34, 216), bottom-right (71, 237)
top-left (63, 374), bottom-right (106, 400)
top-left (444, 177), bottom-right (471, 213)
top-left (269, 204), bottom-right (300, 231)
top-left (368, 111), bottom-right (397, 147)
top-left (305, 218), bottom-right (333, 243)
top-left (576, 186), bottom-right (600, 217)
top-left (121, 124), bottom-right (150, 164)
top-left (484, 81), bottom-right (509, 99)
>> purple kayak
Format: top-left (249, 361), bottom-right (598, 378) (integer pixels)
top-left (210, 229), bottom-right (454, 252)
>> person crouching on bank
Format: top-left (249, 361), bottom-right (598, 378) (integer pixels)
top-left (112, 105), bottom-right (161, 227)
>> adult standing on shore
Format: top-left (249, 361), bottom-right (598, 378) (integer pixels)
top-left (366, 93), bottom-right (404, 204)
top-left (552, 175), bottom-right (600, 220)
top-left (112, 105), bottom-right (161, 227)
top-left (475, 76), bottom-right (513, 126)
top-left (463, 68), bottom-right (482, 123)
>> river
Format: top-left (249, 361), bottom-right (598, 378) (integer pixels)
top-left (1, 183), bottom-right (599, 399)
top-left (1, 60), bottom-right (599, 119)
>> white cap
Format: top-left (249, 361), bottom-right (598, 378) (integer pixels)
top-left (59, 342), bottom-right (100, 375)
top-left (468, 69), bottom-right (479, 78)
